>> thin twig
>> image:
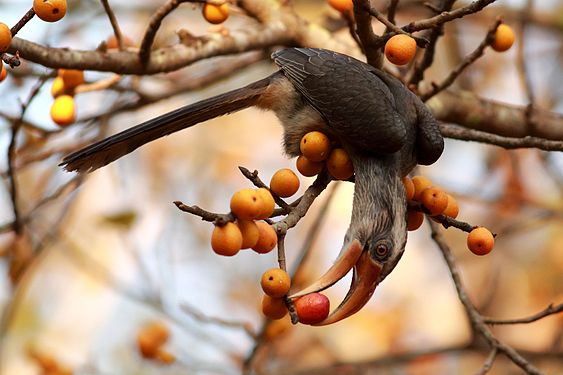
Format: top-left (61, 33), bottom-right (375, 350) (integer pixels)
top-left (173, 201), bottom-right (234, 225)
top-left (180, 302), bottom-right (257, 339)
top-left (429, 221), bottom-right (544, 375)
top-left (483, 303), bottom-right (563, 325)
top-left (439, 123), bottom-right (563, 152)
top-left (408, 0), bottom-right (457, 86)
top-left (474, 347), bottom-right (498, 375)
top-left (365, 4), bottom-right (429, 47)
top-left (238, 166), bottom-right (292, 212)
top-left (403, 0), bottom-right (498, 33)
top-left (421, 19), bottom-right (502, 101)
top-left (100, 0), bottom-right (125, 50)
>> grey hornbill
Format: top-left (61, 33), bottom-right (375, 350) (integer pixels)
top-left (61, 48), bottom-right (444, 325)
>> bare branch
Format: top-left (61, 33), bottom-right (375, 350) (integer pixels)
top-left (483, 303), bottom-right (563, 325)
top-left (439, 124), bottom-right (563, 152)
top-left (403, 0), bottom-right (498, 33)
top-left (429, 90), bottom-right (563, 142)
top-left (100, 0), bottom-right (125, 50)
top-left (421, 19), bottom-right (501, 101)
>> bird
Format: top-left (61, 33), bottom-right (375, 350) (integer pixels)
top-left (61, 48), bottom-right (444, 325)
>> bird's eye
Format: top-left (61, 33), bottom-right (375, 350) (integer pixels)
top-left (371, 241), bottom-right (391, 261)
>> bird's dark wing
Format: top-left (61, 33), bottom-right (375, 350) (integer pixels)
top-left (272, 48), bottom-right (407, 154)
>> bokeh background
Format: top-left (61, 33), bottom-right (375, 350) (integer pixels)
top-left (0, 0), bottom-right (561, 374)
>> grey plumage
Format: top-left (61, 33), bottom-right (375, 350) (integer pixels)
top-left (60, 48), bottom-right (444, 320)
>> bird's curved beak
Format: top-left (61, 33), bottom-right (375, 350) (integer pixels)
top-left (289, 239), bottom-right (383, 325)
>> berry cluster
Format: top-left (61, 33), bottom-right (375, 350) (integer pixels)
top-left (403, 175), bottom-right (495, 256)
top-left (260, 268), bottom-right (330, 325)
top-left (50, 69), bottom-right (83, 126)
top-left (297, 131), bottom-right (354, 180)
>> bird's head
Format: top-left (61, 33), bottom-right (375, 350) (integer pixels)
top-left (290, 154), bottom-right (407, 325)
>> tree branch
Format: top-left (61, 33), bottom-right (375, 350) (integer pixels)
top-left (439, 124), bottom-right (563, 152)
top-left (429, 90), bottom-right (563, 142)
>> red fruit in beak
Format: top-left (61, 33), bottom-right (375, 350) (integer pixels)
top-left (294, 293), bottom-right (330, 325)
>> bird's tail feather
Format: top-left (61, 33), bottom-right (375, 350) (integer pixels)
top-left (61, 74), bottom-right (276, 173)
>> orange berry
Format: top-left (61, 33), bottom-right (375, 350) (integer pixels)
top-left (384, 34), bottom-right (417, 66)
top-left (407, 210), bottom-right (424, 231)
top-left (256, 188), bottom-right (275, 219)
top-left (237, 220), bottom-right (259, 249)
top-left (264, 316), bottom-right (291, 340)
top-left (211, 222), bottom-right (242, 256)
top-left (411, 175), bottom-right (432, 201)
top-left (491, 24), bottom-right (515, 52)
top-left (33, 0), bottom-right (67, 22)
top-left (252, 221), bottom-right (277, 254)
top-left (58, 69), bottom-right (84, 89)
top-left (50, 95), bottom-right (76, 126)
top-left (327, 0), bottom-right (353, 13)
top-left (202, 3), bottom-right (229, 25)
top-left (154, 349), bottom-right (175, 364)
top-left (230, 188), bottom-right (262, 220)
top-left (270, 168), bottom-right (300, 198)
top-left (106, 34), bottom-right (135, 49)
top-left (262, 295), bottom-right (288, 320)
top-left (300, 131), bottom-right (331, 162)
top-left (0, 65), bottom-right (6, 83)
top-left (260, 268), bottom-right (291, 298)
top-left (467, 227), bottom-right (494, 256)
top-left (442, 194), bottom-right (459, 219)
top-left (296, 155), bottom-right (324, 177)
top-left (0, 23), bottom-right (12, 53)
top-left (326, 148), bottom-right (354, 180)
top-left (402, 176), bottom-right (415, 201)
top-left (50, 76), bottom-right (68, 97)
top-left (420, 186), bottom-right (448, 216)
top-left (294, 293), bottom-right (330, 325)
top-left (137, 321), bottom-right (170, 359)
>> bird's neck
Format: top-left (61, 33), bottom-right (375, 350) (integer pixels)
top-left (348, 153), bottom-right (407, 241)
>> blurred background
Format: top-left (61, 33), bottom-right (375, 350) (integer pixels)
top-left (0, 0), bottom-right (561, 374)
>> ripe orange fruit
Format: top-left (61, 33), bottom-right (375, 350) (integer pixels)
top-left (491, 24), bottom-right (515, 52)
top-left (270, 168), bottom-right (300, 198)
top-left (202, 3), bottom-right (229, 24)
top-left (420, 186), bottom-right (448, 216)
top-left (328, 0), bottom-right (353, 13)
top-left (58, 69), bottom-right (84, 89)
top-left (33, 0), bottom-right (67, 22)
top-left (402, 177), bottom-right (415, 201)
top-left (261, 268), bottom-right (291, 298)
top-left (211, 222), bottom-right (242, 256)
top-left (252, 221), bottom-right (277, 254)
top-left (237, 220), bottom-right (259, 249)
top-left (137, 321), bottom-right (170, 359)
top-left (262, 295), bottom-right (288, 320)
top-left (411, 175), bottom-right (432, 201)
top-left (0, 23), bottom-right (12, 53)
top-left (154, 349), bottom-right (175, 364)
top-left (106, 34), bottom-right (135, 49)
top-left (296, 155), bottom-right (324, 177)
top-left (0, 65), bottom-right (7, 82)
top-left (50, 95), bottom-right (76, 126)
top-left (407, 210), bottom-right (424, 231)
top-left (230, 188), bottom-right (262, 220)
top-left (384, 34), bottom-right (417, 66)
top-left (467, 227), bottom-right (494, 256)
top-left (442, 194), bottom-right (459, 219)
top-left (50, 76), bottom-right (68, 97)
top-left (300, 131), bottom-right (331, 162)
top-left (326, 148), bottom-right (354, 180)
top-left (256, 188), bottom-right (275, 219)
top-left (294, 293), bottom-right (330, 325)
